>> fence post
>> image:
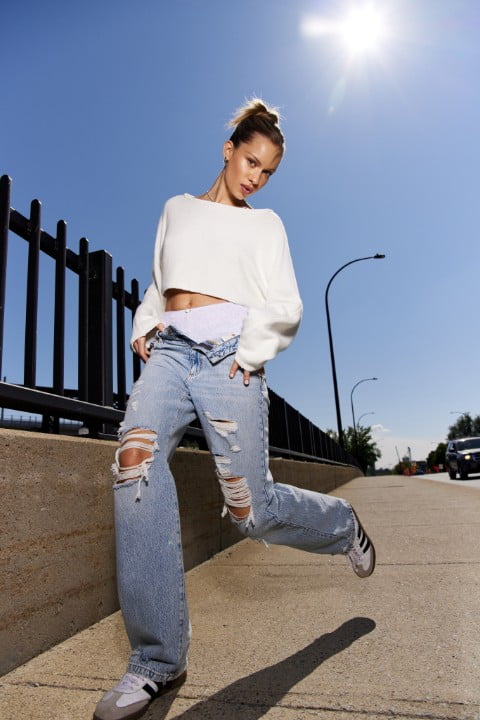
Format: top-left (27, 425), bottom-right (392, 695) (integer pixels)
top-left (115, 266), bottom-right (126, 410)
top-left (0, 175), bottom-right (11, 379)
top-left (24, 199), bottom-right (41, 387)
top-left (78, 237), bottom-right (89, 401)
top-left (87, 250), bottom-right (113, 432)
top-left (42, 219), bottom-right (67, 434)
top-left (53, 220), bottom-right (67, 395)
top-left (131, 279), bottom-right (141, 382)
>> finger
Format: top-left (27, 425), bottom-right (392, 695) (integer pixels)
top-left (155, 323), bottom-right (166, 331)
top-left (133, 338), bottom-right (143, 355)
top-left (135, 337), bottom-right (150, 363)
top-left (229, 360), bottom-right (239, 379)
top-left (243, 371), bottom-right (250, 386)
top-left (133, 341), bottom-right (143, 358)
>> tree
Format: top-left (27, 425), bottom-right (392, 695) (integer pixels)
top-left (426, 442), bottom-right (446, 471)
top-left (447, 413), bottom-right (480, 440)
top-left (328, 425), bottom-right (381, 474)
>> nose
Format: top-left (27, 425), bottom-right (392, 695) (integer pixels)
top-left (249, 167), bottom-right (262, 186)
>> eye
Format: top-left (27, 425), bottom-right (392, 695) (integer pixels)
top-left (248, 158), bottom-right (256, 167)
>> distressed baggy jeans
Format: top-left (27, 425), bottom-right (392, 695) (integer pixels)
top-left (113, 328), bottom-right (355, 682)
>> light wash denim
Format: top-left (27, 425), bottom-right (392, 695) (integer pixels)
top-left (113, 328), bottom-right (355, 682)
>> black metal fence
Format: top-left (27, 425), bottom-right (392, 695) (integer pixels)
top-left (0, 174), bottom-right (359, 467)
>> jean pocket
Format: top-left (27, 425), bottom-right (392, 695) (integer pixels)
top-left (155, 327), bottom-right (169, 340)
top-left (150, 326), bottom-right (172, 350)
top-left (148, 337), bottom-right (161, 352)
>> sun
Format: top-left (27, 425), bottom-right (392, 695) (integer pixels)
top-left (340, 5), bottom-right (387, 56)
top-left (301, 3), bottom-right (389, 59)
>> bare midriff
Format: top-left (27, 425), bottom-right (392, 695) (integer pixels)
top-left (164, 288), bottom-right (227, 311)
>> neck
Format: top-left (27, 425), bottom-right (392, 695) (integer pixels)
top-left (205, 170), bottom-right (249, 208)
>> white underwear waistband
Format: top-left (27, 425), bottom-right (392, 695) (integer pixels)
top-left (161, 302), bottom-right (247, 343)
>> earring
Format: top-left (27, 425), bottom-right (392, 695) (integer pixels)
top-left (224, 157), bottom-right (228, 164)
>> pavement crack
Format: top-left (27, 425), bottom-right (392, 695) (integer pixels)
top-left (175, 693), bottom-right (476, 720)
top-left (378, 561), bottom-right (480, 566)
top-left (4, 680), bottom-right (104, 693)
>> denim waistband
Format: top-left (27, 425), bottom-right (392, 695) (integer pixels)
top-left (155, 326), bottom-right (239, 364)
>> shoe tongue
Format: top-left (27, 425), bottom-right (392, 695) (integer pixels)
top-left (116, 673), bottom-right (152, 693)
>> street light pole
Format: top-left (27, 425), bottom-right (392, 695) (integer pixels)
top-left (325, 254), bottom-right (385, 448)
top-left (351, 377), bottom-right (378, 453)
top-left (357, 411), bottom-right (375, 427)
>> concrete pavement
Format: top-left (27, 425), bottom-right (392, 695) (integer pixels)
top-left (422, 471), bottom-right (480, 490)
top-left (1, 473), bottom-right (479, 720)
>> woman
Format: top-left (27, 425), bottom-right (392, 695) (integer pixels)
top-left (93, 99), bottom-right (375, 720)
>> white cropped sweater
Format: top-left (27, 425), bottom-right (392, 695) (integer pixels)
top-left (131, 194), bottom-right (303, 371)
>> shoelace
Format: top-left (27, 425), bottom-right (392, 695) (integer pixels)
top-left (114, 673), bottom-right (154, 693)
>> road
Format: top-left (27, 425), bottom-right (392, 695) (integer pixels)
top-left (421, 470), bottom-right (480, 489)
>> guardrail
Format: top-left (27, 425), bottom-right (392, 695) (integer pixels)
top-left (0, 174), bottom-right (359, 467)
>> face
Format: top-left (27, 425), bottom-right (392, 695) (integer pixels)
top-left (223, 133), bottom-right (283, 202)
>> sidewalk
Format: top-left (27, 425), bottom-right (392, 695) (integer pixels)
top-left (1, 474), bottom-right (479, 720)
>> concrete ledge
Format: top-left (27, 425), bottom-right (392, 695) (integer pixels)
top-left (0, 428), bottom-right (360, 675)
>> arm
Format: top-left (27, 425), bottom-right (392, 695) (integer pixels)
top-left (130, 207), bottom-right (168, 359)
top-left (231, 218), bottom-right (302, 381)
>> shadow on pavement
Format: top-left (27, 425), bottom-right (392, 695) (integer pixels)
top-left (147, 616), bottom-right (376, 720)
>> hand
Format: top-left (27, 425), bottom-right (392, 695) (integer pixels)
top-left (229, 361), bottom-right (264, 387)
top-left (133, 323), bottom-right (165, 363)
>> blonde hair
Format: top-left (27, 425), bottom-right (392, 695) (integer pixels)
top-left (228, 98), bottom-right (285, 152)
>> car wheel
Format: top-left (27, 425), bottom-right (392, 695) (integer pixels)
top-left (459, 466), bottom-right (468, 480)
top-left (448, 467), bottom-right (456, 480)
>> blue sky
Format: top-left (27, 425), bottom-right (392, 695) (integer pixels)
top-left (2, 0), bottom-right (479, 467)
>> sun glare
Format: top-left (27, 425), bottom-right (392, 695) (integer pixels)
top-left (301, 3), bottom-right (389, 59)
top-left (341, 6), bottom-right (387, 56)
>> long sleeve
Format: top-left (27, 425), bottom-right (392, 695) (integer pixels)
top-left (130, 209), bottom-right (167, 346)
top-left (129, 195), bottom-right (302, 366)
top-left (234, 223), bottom-right (302, 372)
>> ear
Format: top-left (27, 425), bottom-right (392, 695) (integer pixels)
top-left (223, 140), bottom-right (234, 162)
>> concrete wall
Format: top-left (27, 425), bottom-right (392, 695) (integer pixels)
top-left (0, 428), bottom-right (361, 675)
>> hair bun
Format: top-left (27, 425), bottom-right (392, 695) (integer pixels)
top-left (228, 97), bottom-right (281, 129)
top-left (227, 97), bottom-right (285, 152)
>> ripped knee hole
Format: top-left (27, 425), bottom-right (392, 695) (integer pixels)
top-left (113, 429), bottom-right (157, 484)
top-left (220, 475), bottom-right (252, 519)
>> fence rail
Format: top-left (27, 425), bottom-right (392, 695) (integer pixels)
top-left (0, 174), bottom-right (359, 467)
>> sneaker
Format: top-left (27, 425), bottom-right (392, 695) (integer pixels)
top-left (93, 670), bottom-right (186, 720)
top-left (346, 509), bottom-right (376, 578)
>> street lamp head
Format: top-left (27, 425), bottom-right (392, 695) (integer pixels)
top-left (373, 253), bottom-right (385, 259)
top-left (357, 411), bottom-right (375, 427)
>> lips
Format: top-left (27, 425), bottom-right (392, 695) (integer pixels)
top-left (240, 184), bottom-right (253, 195)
